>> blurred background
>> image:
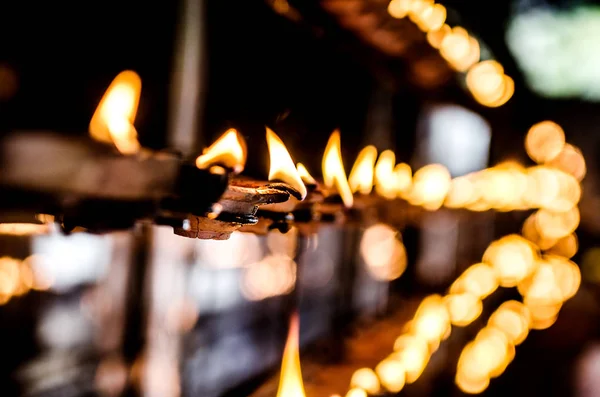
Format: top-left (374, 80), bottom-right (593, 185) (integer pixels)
top-left (1, 0), bottom-right (600, 396)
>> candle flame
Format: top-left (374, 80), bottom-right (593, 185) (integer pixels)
top-left (297, 163), bottom-right (317, 186)
top-left (374, 150), bottom-right (397, 199)
top-left (196, 128), bottom-right (247, 174)
top-left (322, 130), bottom-right (354, 208)
top-left (348, 145), bottom-right (377, 195)
top-left (89, 70), bottom-right (141, 154)
top-left (276, 313), bottom-right (306, 397)
top-left (266, 127), bottom-right (308, 200)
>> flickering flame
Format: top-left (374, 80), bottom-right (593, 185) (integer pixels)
top-left (276, 313), bottom-right (306, 397)
top-left (374, 150), bottom-right (397, 199)
top-left (348, 145), bottom-right (377, 195)
top-left (89, 70), bottom-right (142, 154)
top-left (322, 130), bottom-right (354, 208)
top-left (296, 163), bottom-right (317, 186)
top-left (195, 128), bottom-right (247, 173)
top-left (266, 127), bottom-right (307, 200)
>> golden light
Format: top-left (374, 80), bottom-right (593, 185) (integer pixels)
top-left (276, 313), bottom-right (306, 397)
top-left (420, 4), bottom-right (446, 31)
top-left (296, 163), bottom-right (317, 186)
top-left (408, 164), bottom-right (451, 210)
top-left (459, 327), bottom-right (512, 380)
top-left (525, 121), bottom-right (565, 164)
top-left (350, 368), bottom-right (380, 395)
top-left (374, 150), bottom-right (397, 199)
top-left (525, 166), bottom-right (561, 210)
top-left (488, 301), bottom-right (530, 345)
top-left (89, 70), bottom-right (142, 154)
top-left (440, 27), bottom-right (479, 72)
top-left (466, 61), bottom-right (514, 108)
top-left (444, 292), bottom-right (483, 327)
top-left (546, 233), bottom-right (578, 259)
top-left (348, 145), bottom-right (377, 195)
top-left (266, 127), bottom-right (308, 200)
top-left (444, 176), bottom-right (477, 208)
top-left (387, 0), bottom-right (412, 18)
top-left (483, 235), bottom-right (538, 287)
top-left (485, 75), bottom-right (514, 108)
top-left (195, 128), bottom-right (247, 174)
top-left (455, 369), bottom-right (490, 395)
top-left (427, 24), bottom-right (451, 49)
top-left (345, 389), bottom-right (367, 397)
top-left (450, 262), bottom-right (499, 299)
top-left (545, 254), bottom-right (581, 301)
top-left (391, 334), bottom-right (430, 383)
top-left (375, 358), bottom-right (406, 393)
top-left (535, 206), bottom-right (580, 240)
top-left (478, 165), bottom-right (528, 211)
top-left (411, 295), bottom-right (451, 344)
top-left (0, 223), bottom-right (50, 236)
top-left (548, 143), bottom-right (587, 181)
top-left (0, 257), bottom-right (21, 299)
top-left (360, 224), bottom-right (407, 281)
top-left (322, 130), bottom-right (354, 208)
top-left (394, 163), bottom-right (413, 197)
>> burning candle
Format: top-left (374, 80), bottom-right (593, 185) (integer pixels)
top-left (266, 127), bottom-right (308, 200)
top-left (348, 145), bottom-right (377, 195)
top-left (89, 70), bottom-right (142, 154)
top-left (195, 128), bottom-right (247, 174)
top-left (322, 130), bottom-right (353, 208)
top-left (276, 313), bottom-right (306, 397)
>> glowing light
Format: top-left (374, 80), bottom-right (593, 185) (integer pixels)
top-left (350, 368), bottom-right (380, 395)
top-left (525, 121), bottom-right (565, 164)
top-left (89, 70), bottom-right (142, 154)
top-left (391, 334), bottom-right (429, 383)
top-left (388, 0), bottom-right (412, 19)
top-left (196, 128), bottom-right (247, 174)
top-left (374, 150), bottom-right (397, 199)
top-left (427, 24), bottom-right (451, 49)
top-left (322, 130), bottom-right (354, 207)
top-left (408, 164), bottom-right (451, 210)
top-left (360, 224), bottom-right (407, 281)
top-left (267, 127), bottom-right (308, 200)
top-left (483, 235), bottom-right (538, 287)
top-left (296, 163), bottom-right (317, 186)
top-left (488, 301), bottom-right (530, 345)
top-left (348, 145), bottom-right (377, 195)
top-left (444, 292), bottom-right (483, 327)
top-left (450, 262), bottom-right (499, 299)
top-left (375, 358), bottom-right (406, 393)
top-left (276, 313), bottom-right (306, 397)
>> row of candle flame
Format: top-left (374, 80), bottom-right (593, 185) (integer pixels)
top-left (388, 0), bottom-right (514, 107)
top-left (86, 69), bottom-right (585, 396)
top-left (274, 116), bottom-right (584, 396)
top-left (91, 71), bottom-right (583, 223)
top-left (336, 121), bottom-right (584, 395)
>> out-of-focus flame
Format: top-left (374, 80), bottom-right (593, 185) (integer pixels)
top-left (525, 121), bottom-right (565, 164)
top-left (427, 24), bottom-right (451, 49)
top-left (322, 130), bottom-right (354, 207)
top-left (388, 0), bottom-right (412, 18)
top-left (89, 70), bottom-right (142, 154)
top-left (296, 163), bottom-right (317, 186)
top-left (466, 61), bottom-right (514, 108)
top-left (348, 145), bottom-right (377, 195)
top-left (276, 313), bottom-right (306, 397)
top-left (195, 128), bottom-right (247, 174)
top-left (374, 150), bottom-right (397, 199)
top-left (266, 127), bottom-right (307, 200)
